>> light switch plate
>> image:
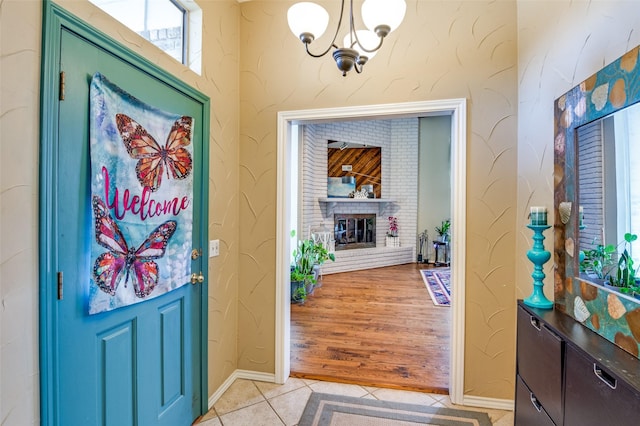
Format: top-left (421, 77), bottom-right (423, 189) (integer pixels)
top-left (209, 239), bottom-right (219, 257)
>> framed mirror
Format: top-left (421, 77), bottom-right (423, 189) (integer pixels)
top-left (554, 45), bottom-right (640, 359)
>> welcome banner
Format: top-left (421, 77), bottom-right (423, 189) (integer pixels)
top-left (89, 72), bottom-right (193, 314)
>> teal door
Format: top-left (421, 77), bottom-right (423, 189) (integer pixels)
top-left (40, 5), bottom-right (208, 426)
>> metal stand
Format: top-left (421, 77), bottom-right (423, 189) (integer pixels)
top-left (433, 241), bottom-right (450, 266)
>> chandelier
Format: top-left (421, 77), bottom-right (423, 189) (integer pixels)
top-left (287, 0), bottom-right (406, 76)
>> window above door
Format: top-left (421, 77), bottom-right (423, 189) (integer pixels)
top-left (89, 0), bottom-right (202, 74)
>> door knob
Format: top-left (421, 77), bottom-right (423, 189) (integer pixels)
top-left (190, 272), bottom-right (205, 284)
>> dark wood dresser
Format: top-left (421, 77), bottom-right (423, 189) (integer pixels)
top-left (515, 301), bottom-right (640, 425)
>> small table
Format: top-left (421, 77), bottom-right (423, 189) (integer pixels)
top-left (433, 241), bottom-right (450, 266)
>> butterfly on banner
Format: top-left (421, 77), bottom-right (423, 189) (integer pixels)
top-left (92, 195), bottom-right (177, 298)
top-left (116, 113), bottom-right (193, 192)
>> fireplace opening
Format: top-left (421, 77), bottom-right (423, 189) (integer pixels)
top-left (334, 214), bottom-right (376, 250)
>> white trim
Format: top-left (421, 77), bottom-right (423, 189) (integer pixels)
top-left (276, 110), bottom-right (292, 385)
top-left (449, 100), bottom-right (467, 405)
top-left (276, 99), bottom-right (467, 400)
top-left (207, 369), bottom-right (276, 408)
top-left (181, 0), bottom-right (203, 75)
top-left (462, 395), bottom-right (515, 412)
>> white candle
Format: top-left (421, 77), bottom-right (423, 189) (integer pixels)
top-left (530, 206), bottom-right (547, 226)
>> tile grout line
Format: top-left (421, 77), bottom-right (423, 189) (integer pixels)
top-left (213, 379), bottom-right (270, 423)
top-left (256, 380), bottom-right (292, 426)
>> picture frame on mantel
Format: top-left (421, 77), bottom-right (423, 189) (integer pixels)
top-left (327, 176), bottom-right (355, 198)
top-left (554, 45), bottom-right (640, 359)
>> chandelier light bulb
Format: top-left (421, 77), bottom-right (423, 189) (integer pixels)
top-left (361, 0), bottom-right (406, 37)
top-left (344, 30), bottom-right (379, 61)
top-left (287, 2), bottom-right (329, 43)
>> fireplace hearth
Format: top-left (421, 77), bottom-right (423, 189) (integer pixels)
top-left (334, 214), bottom-right (376, 250)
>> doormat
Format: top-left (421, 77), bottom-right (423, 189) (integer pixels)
top-left (299, 392), bottom-right (492, 426)
top-left (420, 269), bottom-right (451, 307)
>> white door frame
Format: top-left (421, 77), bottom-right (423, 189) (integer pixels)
top-left (275, 99), bottom-right (467, 403)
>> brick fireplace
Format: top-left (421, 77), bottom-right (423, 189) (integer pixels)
top-left (301, 119), bottom-right (418, 274)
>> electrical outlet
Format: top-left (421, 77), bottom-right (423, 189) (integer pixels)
top-left (342, 164), bottom-right (352, 171)
top-left (209, 239), bottom-right (220, 257)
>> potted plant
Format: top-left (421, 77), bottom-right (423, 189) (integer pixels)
top-left (310, 241), bottom-right (335, 287)
top-left (312, 241), bottom-right (336, 265)
top-left (290, 268), bottom-right (309, 304)
top-left (290, 230), bottom-right (336, 300)
top-left (605, 233), bottom-right (639, 294)
top-left (435, 219), bottom-right (450, 242)
top-left (291, 232), bottom-right (316, 300)
top-left (579, 238), bottom-right (616, 280)
top-left (386, 216), bottom-right (400, 247)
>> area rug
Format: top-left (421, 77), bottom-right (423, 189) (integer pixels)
top-left (299, 392), bottom-right (492, 426)
top-left (420, 269), bottom-right (451, 307)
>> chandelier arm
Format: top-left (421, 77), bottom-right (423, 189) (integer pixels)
top-left (347, 0), bottom-right (356, 47)
top-left (302, 0), bottom-right (346, 59)
top-left (353, 62), bottom-right (363, 74)
top-left (348, 0), bottom-right (384, 54)
top-left (354, 32), bottom-right (385, 53)
top-left (305, 42), bottom-right (339, 58)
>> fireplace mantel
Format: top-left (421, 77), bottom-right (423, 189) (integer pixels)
top-left (318, 197), bottom-right (394, 215)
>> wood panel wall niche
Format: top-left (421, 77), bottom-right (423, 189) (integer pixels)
top-left (328, 146), bottom-right (381, 198)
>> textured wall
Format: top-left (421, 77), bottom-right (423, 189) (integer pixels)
top-left (238, 1), bottom-right (519, 399)
top-left (0, 1), bottom-right (240, 423)
top-left (0, 2), bottom-right (42, 423)
top-left (516, 4), bottom-right (640, 304)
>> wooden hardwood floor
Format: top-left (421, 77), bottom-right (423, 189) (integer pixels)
top-left (290, 263), bottom-right (450, 394)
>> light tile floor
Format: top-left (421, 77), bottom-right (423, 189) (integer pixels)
top-left (194, 378), bottom-right (514, 425)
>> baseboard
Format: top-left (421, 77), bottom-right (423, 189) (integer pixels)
top-left (207, 369), bottom-right (514, 413)
top-left (462, 394), bottom-right (514, 411)
top-left (207, 369), bottom-right (277, 409)
top-left (322, 247), bottom-right (414, 275)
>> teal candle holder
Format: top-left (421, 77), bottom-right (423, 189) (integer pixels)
top-left (524, 224), bottom-right (553, 309)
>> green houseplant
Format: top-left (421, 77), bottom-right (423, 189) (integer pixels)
top-left (289, 231), bottom-right (335, 302)
top-left (290, 269), bottom-right (309, 303)
top-left (310, 238), bottom-right (335, 288)
top-left (435, 219), bottom-right (450, 242)
top-left (290, 232), bottom-right (315, 303)
top-left (579, 238), bottom-right (616, 279)
top-left (605, 233), bottom-right (640, 296)
top-left (312, 242), bottom-right (336, 265)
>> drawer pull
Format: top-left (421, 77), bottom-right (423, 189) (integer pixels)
top-left (593, 364), bottom-right (617, 390)
top-left (529, 316), bottom-right (541, 331)
top-left (529, 393), bottom-right (543, 412)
